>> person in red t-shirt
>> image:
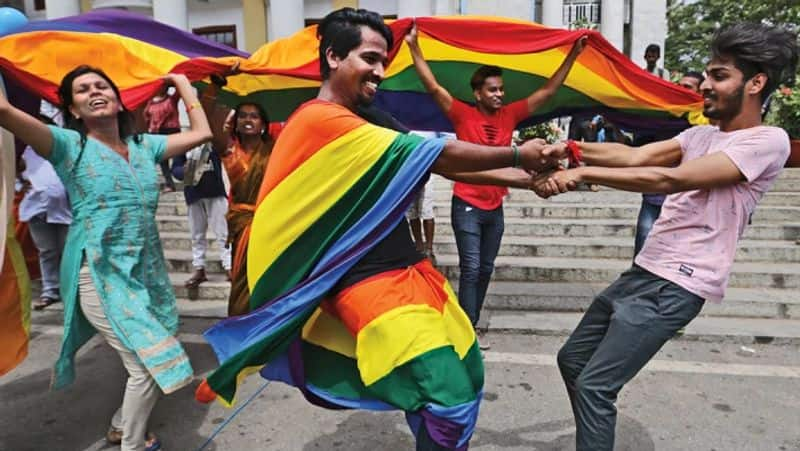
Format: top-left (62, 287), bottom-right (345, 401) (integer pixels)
top-left (144, 85), bottom-right (181, 192)
top-left (406, 24), bottom-right (586, 348)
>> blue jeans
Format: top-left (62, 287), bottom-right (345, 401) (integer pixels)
top-left (451, 196), bottom-right (504, 326)
top-left (634, 199), bottom-right (662, 255)
top-left (557, 265), bottom-right (704, 451)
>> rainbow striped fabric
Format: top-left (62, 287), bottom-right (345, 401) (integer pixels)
top-left (200, 100), bottom-right (481, 447)
top-left (0, 11), bottom-right (702, 133)
top-left (0, 217), bottom-right (31, 377)
top-left (0, 9), bottom-right (245, 109)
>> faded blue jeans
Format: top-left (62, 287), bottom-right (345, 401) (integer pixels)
top-left (557, 265), bottom-right (704, 451)
top-left (451, 196), bottom-right (504, 327)
top-left (634, 198), bottom-right (662, 255)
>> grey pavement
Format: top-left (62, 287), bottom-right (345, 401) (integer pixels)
top-left (3, 312), bottom-right (800, 451)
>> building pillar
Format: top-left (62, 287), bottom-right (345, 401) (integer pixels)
top-left (152, 0), bottom-right (188, 29)
top-left (541, 0), bottom-right (562, 27)
top-left (45, 0), bottom-right (81, 19)
top-left (398, 0), bottom-right (432, 17)
top-left (268, 0), bottom-right (304, 40)
top-left (332, 0), bottom-right (358, 9)
top-left (600, 0), bottom-right (624, 50)
top-left (433, 0), bottom-right (456, 15)
top-left (242, 0), bottom-right (267, 53)
top-left (630, 0), bottom-right (667, 69)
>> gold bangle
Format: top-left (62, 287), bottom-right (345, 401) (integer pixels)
top-left (185, 101), bottom-right (202, 113)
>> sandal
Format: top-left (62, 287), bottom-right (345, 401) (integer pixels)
top-left (145, 432), bottom-right (161, 451)
top-left (106, 426), bottom-right (123, 445)
top-left (33, 297), bottom-right (59, 311)
top-left (106, 427), bottom-right (161, 450)
top-left (184, 268), bottom-right (208, 289)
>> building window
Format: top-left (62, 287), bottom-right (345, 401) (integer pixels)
top-left (193, 25), bottom-right (237, 49)
top-left (34, 0), bottom-right (46, 10)
top-left (563, 0), bottom-right (601, 27)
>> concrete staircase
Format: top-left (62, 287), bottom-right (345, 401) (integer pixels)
top-left (155, 168), bottom-right (800, 319)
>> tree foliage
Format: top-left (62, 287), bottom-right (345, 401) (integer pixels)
top-left (665, 0), bottom-right (800, 79)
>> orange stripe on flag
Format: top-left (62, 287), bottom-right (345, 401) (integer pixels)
top-left (256, 101), bottom-right (366, 203)
top-left (321, 260), bottom-right (448, 335)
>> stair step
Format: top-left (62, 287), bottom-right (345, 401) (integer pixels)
top-left (433, 217), bottom-right (800, 240)
top-left (155, 229), bottom-right (798, 262)
top-left (162, 250), bottom-right (800, 289)
top-left (166, 277), bottom-right (799, 320)
top-left (429, 188), bottom-right (800, 206)
top-left (429, 236), bottom-right (800, 262)
top-left (479, 281), bottom-right (798, 319)
top-left (431, 255), bottom-right (800, 289)
top-left (156, 201), bottom-right (800, 222)
top-left (156, 215), bottom-right (800, 240)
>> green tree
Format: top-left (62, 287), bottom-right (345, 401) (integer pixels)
top-left (665, 0), bottom-right (800, 80)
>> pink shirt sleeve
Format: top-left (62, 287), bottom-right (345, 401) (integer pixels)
top-left (673, 125), bottom-right (703, 156)
top-left (722, 127), bottom-right (790, 182)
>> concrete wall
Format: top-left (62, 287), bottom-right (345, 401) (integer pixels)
top-left (188, 0), bottom-right (245, 51)
top-left (305, 0), bottom-right (331, 20)
top-left (358, 0), bottom-right (398, 16)
top-left (630, 0), bottom-right (667, 71)
top-left (463, 0), bottom-right (535, 21)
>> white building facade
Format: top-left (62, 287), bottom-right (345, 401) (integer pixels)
top-left (22, 0), bottom-right (666, 66)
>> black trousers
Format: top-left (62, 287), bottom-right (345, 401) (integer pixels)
top-left (557, 265), bottom-right (704, 451)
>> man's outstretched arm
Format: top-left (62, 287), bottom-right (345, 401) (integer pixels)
top-left (535, 152), bottom-right (744, 197)
top-left (524, 36), bottom-right (588, 114)
top-left (405, 23), bottom-right (454, 113)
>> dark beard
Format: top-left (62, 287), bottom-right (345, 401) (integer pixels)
top-left (704, 84), bottom-right (745, 120)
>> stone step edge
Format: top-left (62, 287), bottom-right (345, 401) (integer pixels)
top-left (163, 252), bottom-right (800, 273)
top-left (156, 232), bottom-right (799, 250)
top-left (168, 274), bottom-right (800, 306)
top-left (170, 302), bottom-right (800, 345)
top-left (486, 311), bottom-right (800, 345)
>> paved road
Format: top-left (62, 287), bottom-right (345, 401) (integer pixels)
top-left (2, 312), bottom-right (800, 451)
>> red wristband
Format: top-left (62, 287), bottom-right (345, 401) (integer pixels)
top-left (565, 139), bottom-right (582, 167)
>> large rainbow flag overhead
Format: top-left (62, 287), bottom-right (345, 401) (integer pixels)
top-left (0, 10), bottom-right (702, 133)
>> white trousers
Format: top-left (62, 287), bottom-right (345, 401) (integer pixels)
top-left (187, 196), bottom-right (231, 271)
top-left (406, 179), bottom-right (435, 220)
top-left (78, 266), bottom-right (160, 451)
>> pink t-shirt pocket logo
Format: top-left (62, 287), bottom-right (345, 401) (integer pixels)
top-left (678, 264), bottom-right (694, 277)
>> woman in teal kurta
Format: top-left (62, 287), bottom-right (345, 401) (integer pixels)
top-left (0, 66), bottom-right (213, 450)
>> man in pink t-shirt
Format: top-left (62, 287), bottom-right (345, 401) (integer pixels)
top-left (406, 24), bottom-right (587, 347)
top-left (533, 23), bottom-right (797, 451)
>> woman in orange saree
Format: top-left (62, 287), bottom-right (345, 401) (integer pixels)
top-left (201, 75), bottom-right (274, 316)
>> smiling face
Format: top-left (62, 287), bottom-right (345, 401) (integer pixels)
top-left (68, 72), bottom-right (122, 121)
top-left (700, 57), bottom-right (748, 121)
top-left (327, 25), bottom-right (388, 108)
top-left (474, 76), bottom-right (505, 112)
top-left (235, 104), bottom-right (266, 138)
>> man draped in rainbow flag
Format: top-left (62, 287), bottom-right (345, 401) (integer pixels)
top-left (197, 7), bottom-right (571, 450)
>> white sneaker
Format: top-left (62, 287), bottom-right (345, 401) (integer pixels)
top-left (476, 329), bottom-right (491, 350)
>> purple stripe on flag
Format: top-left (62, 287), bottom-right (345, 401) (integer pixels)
top-left (14, 9), bottom-right (248, 58)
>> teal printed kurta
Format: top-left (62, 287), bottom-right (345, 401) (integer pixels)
top-left (47, 125), bottom-right (193, 394)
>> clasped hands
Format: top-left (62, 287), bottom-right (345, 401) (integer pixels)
top-left (520, 140), bottom-right (582, 199)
